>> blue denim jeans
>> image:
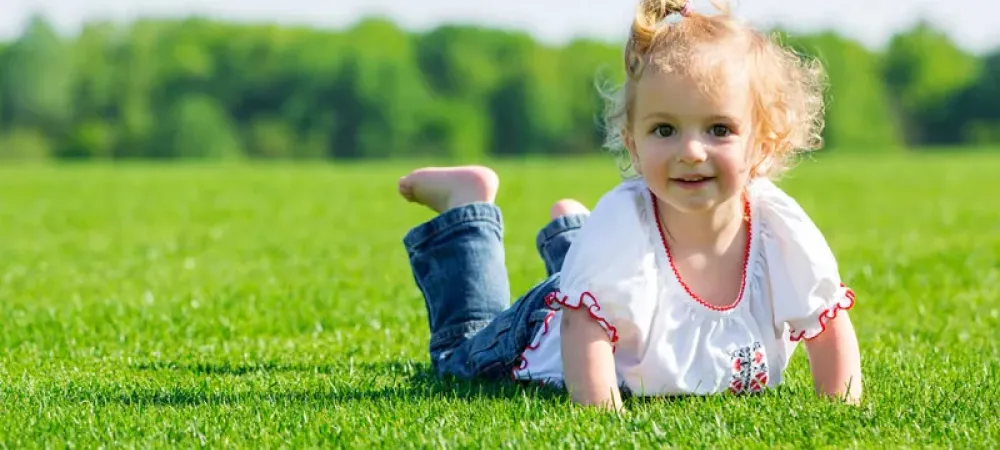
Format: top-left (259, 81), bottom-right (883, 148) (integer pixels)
top-left (403, 202), bottom-right (586, 380)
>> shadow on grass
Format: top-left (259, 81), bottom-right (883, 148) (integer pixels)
top-left (64, 358), bottom-right (568, 407)
top-left (55, 359), bottom-right (792, 408)
top-left (132, 359), bottom-right (374, 376)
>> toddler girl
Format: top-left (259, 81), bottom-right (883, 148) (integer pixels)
top-left (398, 0), bottom-right (862, 411)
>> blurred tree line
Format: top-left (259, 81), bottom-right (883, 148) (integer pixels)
top-left (0, 15), bottom-right (997, 161)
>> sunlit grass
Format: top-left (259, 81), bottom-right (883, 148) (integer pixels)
top-left (1, 152), bottom-right (998, 447)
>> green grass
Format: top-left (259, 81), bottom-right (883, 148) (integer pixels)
top-left (1, 153), bottom-right (998, 447)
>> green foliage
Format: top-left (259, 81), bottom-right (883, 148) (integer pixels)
top-left (151, 93), bottom-right (245, 159)
top-left (0, 16), bottom-right (995, 160)
top-left (947, 52), bottom-right (1000, 145)
top-left (883, 22), bottom-right (983, 145)
top-left (1, 16), bottom-right (75, 130)
top-left (784, 32), bottom-right (905, 150)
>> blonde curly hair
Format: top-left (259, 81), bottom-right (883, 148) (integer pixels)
top-left (601, 0), bottom-right (828, 180)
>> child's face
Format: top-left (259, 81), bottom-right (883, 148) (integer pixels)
top-left (627, 68), bottom-right (755, 216)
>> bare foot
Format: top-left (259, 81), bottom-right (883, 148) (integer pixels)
top-left (398, 166), bottom-right (500, 213)
top-left (550, 199), bottom-right (590, 220)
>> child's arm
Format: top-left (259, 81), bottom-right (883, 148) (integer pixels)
top-left (560, 307), bottom-right (623, 411)
top-left (803, 312), bottom-right (863, 404)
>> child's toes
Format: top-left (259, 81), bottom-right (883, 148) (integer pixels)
top-left (550, 199), bottom-right (590, 219)
top-left (398, 177), bottom-right (416, 202)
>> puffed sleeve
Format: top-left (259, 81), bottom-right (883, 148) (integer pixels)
top-left (750, 179), bottom-right (857, 342)
top-left (545, 181), bottom-right (659, 346)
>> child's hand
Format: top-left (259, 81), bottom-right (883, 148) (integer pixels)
top-left (559, 307), bottom-right (623, 412)
top-left (803, 311), bottom-right (863, 405)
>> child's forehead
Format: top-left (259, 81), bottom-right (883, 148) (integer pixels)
top-left (634, 68), bottom-right (751, 117)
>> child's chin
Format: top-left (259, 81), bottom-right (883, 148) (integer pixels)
top-left (660, 195), bottom-right (717, 214)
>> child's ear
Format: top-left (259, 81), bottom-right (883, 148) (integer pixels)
top-left (748, 142), bottom-right (771, 179)
top-left (624, 134), bottom-right (642, 174)
top-left (624, 134), bottom-right (635, 153)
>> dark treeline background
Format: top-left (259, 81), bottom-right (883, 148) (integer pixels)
top-left (0, 15), bottom-right (997, 161)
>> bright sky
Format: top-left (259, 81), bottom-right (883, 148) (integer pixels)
top-left (2, 0), bottom-right (998, 53)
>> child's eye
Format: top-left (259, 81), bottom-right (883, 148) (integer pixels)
top-left (653, 125), bottom-right (674, 137)
top-left (710, 124), bottom-right (733, 137)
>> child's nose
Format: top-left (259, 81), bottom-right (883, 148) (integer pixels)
top-left (678, 135), bottom-right (708, 163)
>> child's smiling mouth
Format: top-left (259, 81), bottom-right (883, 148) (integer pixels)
top-left (670, 175), bottom-right (716, 188)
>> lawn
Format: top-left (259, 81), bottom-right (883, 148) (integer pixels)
top-left (1, 153), bottom-right (998, 447)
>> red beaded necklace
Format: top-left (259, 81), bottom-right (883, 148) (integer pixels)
top-left (650, 190), bottom-right (752, 312)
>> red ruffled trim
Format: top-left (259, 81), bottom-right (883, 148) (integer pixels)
top-left (543, 290), bottom-right (620, 344)
top-left (510, 290), bottom-right (619, 380)
top-left (788, 283), bottom-right (856, 342)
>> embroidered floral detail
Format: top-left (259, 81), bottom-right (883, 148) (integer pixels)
top-left (728, 342), bottom-right (768, 394)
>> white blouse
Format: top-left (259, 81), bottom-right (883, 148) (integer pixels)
top-left (510, 177), bottom-right (856, 396)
